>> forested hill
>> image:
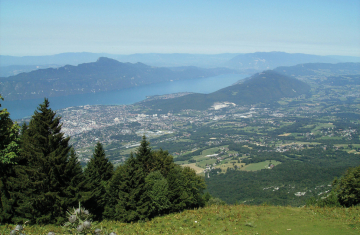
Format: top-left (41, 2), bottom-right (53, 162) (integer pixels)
top-left (226, 51), bottom-right (339, 70)
top-left (274, 62), bottom-right (360, 77)
top-left (0, 57), bottom-right (236, 101)
top-left (141, 70), bottom-right (310, 112)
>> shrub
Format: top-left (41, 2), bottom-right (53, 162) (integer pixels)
top-left (332, 165), bottom-right (360, 207)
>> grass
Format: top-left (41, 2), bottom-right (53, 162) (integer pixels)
top-left (196, 159), bottom-right (217, 168)
top-left (242, 160), bottom-right (282, 171)
top-left (181, 163), bottom-right (204, 174)
top-left (311, 123), bottom-right (335, 135)
top-left (174, 160), bottom-right (189, 165)
top-left (201, 146), bottom-right (227, 156)
top-left (2, 205), bottom-right (359, 234)
top-left (214, 162), bottom-right (245, 172)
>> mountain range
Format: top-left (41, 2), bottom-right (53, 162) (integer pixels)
top-left (2, 51), bottom-right (360, 77)
top-left (0, 57), bottom-right (236, 101)
top-left (274, 62), bottom-right (360, 77)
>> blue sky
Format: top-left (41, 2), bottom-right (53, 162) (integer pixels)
top-left (1, 0), bottom-right (359, 56)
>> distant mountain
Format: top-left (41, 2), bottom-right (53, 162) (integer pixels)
top-left (0, 52), bottom-right (110, 67)
top-left (326, 55), bottom-right (360, 63)
top-left (274, 62), bottom-right (360, 77)
top-left (0, 57), bottom-right (237, 101)
top-left (226, 52), bottom-right (340, 71)
top-left (2, 52), bottom-right (359, 76)
top-left (0, 64), bottom-right (61, 77)
top-left (141, 70), bottom-right (311, 112)
top-left (0, 52), bottom-right (238, 70)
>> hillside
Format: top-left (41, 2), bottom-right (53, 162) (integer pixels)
top-left (226, 51), bottom-right (340, 70)
top-left (142, 70), bottom-right (311, 112)
top-left (0, 57), bottom-right (236, 101)
top-left (1, 205), bottom-right (358, 234)
top-left (274, 62), bottom-right (360, 77)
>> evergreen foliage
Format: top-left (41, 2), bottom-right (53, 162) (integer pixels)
top-left (105, 136), bottom-right (206, 222)
top-left (15, 98), bottom-right (73, 224)
top-left (63, 148), bottom-right (88, 211)
top-left (83, 142), bottom-right (114, 220)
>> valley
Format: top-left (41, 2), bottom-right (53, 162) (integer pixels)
top-left (29, 62), bottom-right (358, 207)
top-left (9, 62), bottom-right (360, 207)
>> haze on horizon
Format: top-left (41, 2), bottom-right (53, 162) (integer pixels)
top-left (1, 0), bottom-right (359, 57)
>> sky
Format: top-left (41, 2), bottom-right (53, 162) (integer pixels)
top-left (1, 0), bottom-right (359, 56)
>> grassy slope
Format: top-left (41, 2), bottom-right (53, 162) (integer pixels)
top-left (2, 205), bottom-right (359, 234)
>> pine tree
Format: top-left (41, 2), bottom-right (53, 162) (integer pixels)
top-left (83, 142), bottom-right (113, 220)
top-left (16, 98), bottom-right (72, 224)
top-left (85, 142), bottom-right (113, 182)
top-left (109, 154), bottom-right (148, 222)
top-left (105, 136), bottom-right (206, 222)
top-left (64, 148), bottom-right (88, 209)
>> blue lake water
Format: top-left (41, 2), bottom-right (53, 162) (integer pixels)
top-left (2, 73), bottom-right (248, 120)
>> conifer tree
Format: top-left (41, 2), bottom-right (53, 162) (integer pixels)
top-left (105, 136), bottom-right (206, 222)
top-left (85, 142), bottom-right (113, 182)
top-left (16, 98), bottom-right (72, 224)
top-left (109, 154), bottom-right (148, 222)
top-left (83, 142), bottom-right (114, 220)
top-left (64, 148), bottom-right (88, 209)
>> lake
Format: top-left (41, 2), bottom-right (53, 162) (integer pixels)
top-left (2, 73), bottom-right (248, 120)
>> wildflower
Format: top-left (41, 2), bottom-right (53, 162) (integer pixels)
top-left (83, 220), bottom-right (91, 229)
top-left (15, 225), bottom-right (23, 231)
top-left (69, 215), bottom-right (77, 223)
top-left (77, 224), bottom-right (84, 232)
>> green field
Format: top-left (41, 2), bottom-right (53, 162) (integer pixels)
top-left (242, 160), bottom-right (282, 171)
top-left (196, 159), bottom-right (217, 168)
top-left (2, 205), bottom-right (359, 234)
top-left (201, 146), bottom-right (228, 156)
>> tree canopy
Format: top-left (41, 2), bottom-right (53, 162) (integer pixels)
top-left (105, 136), bottom-right (206, 222)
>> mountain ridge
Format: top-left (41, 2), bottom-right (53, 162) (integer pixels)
top-left (141, 70), bottom-right (311, 112)
top-left (2, 52), bottom-right (359, 77)
top-left (0, 57), bottom-right (237, 101)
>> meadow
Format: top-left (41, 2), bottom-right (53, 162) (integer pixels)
top-left (2, 204), bottom-right (359, 234)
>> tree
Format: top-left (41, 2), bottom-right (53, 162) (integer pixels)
top-left (333, 165), bottom-right (360, 207)
top-left (16, 98), bottom-right (72, 224)
top-left (0, 95), bottom-right (20, 165)
top-left (145, 171), bottom-right (171, 217)
top-left (109, 154), bottom-right (148, 222)
top-left (105, 136), bottom-right (206, 222)
top-left (83, 142), bottom-right (114, 220)
top-left (0, 95), bottom-right (21, 223)
top-left (167, 165), bottom-right (206, 212)
top-left (85, 142), bottom-right (113, 182)
top-left (64, 148), bottom-right (88, 210)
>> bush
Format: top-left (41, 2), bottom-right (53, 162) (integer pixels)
top-left (306, 191), bottom-right (341, 207)
top-left (332, 165), bottom-right (360, 207)
top-left (207, 198), bottom-right (226, 206)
